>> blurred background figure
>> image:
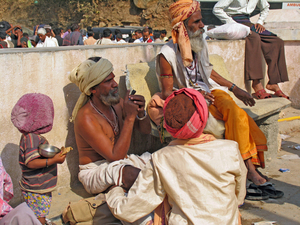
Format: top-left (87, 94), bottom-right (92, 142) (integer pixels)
top-left (84, 27), bottom-right (97, 45)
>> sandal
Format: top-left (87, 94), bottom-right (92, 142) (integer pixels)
top-left (274, 90), bottom-right (289, 99)
top-left (246, 185), bottom-right (269, 201)
top-left (249, 182), bottom-right (284, 199)
top-left (252, 89), bottom-right (272, 99)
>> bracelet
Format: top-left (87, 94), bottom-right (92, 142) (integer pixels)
top-left (46, 159), bottom-right (48, 167)
top-left (229, 83), bottom-right (236, 92)
top-left (136, 110), bottom-right (147, 120)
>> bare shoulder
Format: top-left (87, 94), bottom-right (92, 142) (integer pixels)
top-left (74, 103), bottom-right (103, 134)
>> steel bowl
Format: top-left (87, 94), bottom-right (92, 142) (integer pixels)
top-left (38, 144), bottom-right (61, 158)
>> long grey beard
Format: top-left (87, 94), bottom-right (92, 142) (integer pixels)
top-left (187, 29), bottom-right (204, 53)
top-left (100, 87), bottom-right (120, 106)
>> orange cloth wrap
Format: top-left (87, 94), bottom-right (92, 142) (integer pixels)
top-left (169, 0), bottom-right (200, 67)
top-left (208, 89), bottom-right (267, 167)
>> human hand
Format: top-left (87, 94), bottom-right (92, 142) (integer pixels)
top-left (200, 90), bottom-right (215, 104)
top-left (52, 152), bottom-right (66, 164)
top-left (254, 24), bottom-right (265, 33)
top-left (129, 93), bottom-right (146, 113)
top-left (124, 90), bottom-right (139, 121)
top-left (232, 86), bottom-right (255, 106)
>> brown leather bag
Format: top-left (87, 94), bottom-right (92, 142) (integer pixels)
top-left (62, 194), bottom-right (121, 225)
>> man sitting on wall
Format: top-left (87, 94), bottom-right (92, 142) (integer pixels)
top-left (213, 0), bottom-right (289, 99)
top-left (69, 57), bottom-right (152, 195)
top-left (148, 0), bottom-right (268, 185)
top-left (107, 88), bottom-right (246, 224)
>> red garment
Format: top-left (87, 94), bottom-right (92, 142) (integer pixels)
top-left (163, 88), bottom-right (208, 139)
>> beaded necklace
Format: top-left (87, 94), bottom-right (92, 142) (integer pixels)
top-left (90, 100), bottom-right (119, 136)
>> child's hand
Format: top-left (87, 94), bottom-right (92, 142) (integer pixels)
top-left (52, 152), bottom-right (66, 164)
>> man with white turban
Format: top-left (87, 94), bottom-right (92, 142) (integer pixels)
top-left (107, 88), bottom-right (246, 224)
top-left (36, 28), bottom-right (57, 47)
top-left (69, 57), bottom-right (152, 196)
top-left (147, 0), bottom-right (268, 186)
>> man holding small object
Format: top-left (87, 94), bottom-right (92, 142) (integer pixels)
top-left (69, 57), bottom-right (152, 195)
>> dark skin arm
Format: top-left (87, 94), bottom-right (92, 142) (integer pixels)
top-left (27, 153), bottom-right (66, 169)
top-left (77, 91), bottom-right (141, 162)
top-left (159, 53), bottom-right (214, 103)
top-left (129, 93), bottom-right (151, 134)
top-left (254, 24), bottom-right (266, 33)
top-left (210, 69), bottom-right (255, 106)
top-left (160, 53), bottom-right (255, 106)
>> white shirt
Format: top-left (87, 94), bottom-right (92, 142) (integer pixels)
top-left (117, 39), bottom-right (126, 44)
top-left (50, 37), bottom-right (59, 47)
top-left (36, 36), bottom-right (57, 47)
top-left (213, 0), bottom-right (270, 25)
top-left (107, 138), bottom-right (247, 225)
top-left (133, 37), bottom-right (143, 43)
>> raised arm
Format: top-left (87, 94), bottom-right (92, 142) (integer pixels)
top-left (210, 69), bottom-right (255, 106)
top-left (76, 92), bottom-right (141, 162)
top-left (213, 0), bottom-right (236, 24)
top-left (129, 92), bottom-right (151, 134)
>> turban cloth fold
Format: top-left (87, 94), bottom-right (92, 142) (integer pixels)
top-left (169, 0), bottom-right (200, 67)
top-left (11, 93), bottom-right (54, 135)
top-left (164, 88), bottom-right (208, 139)
top-left (68, 58), bottom-right (114, 122)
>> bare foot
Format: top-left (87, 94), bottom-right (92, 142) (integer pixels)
top-left (256, 168), bottom-right (270, 181)
top-left (252, 80), bottom-right (264, 93)
top-left (245, 159), bottom-right (266, 185)
top-left (266, 83), bottom-right (280, 92)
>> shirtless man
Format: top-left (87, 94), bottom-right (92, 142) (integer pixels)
top-left (69, 57), bottom-right (151, 194)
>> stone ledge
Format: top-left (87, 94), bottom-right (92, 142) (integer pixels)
top-left (237, 97), bottom-right (291, 121)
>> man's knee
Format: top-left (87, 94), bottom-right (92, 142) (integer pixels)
top-left (121, 165), bottom-right (141, 191)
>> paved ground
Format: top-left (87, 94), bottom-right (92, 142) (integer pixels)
top-left (49, 107), bottom-right (300, 225)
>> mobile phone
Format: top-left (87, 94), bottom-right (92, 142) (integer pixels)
top-left (130, 89), bottom-right (136, 95)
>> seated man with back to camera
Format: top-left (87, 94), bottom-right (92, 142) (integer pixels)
top-left (147, 0), bottom-right (268, 186)
top-left (107, 88), bottom-right (247, 225)
top-left (69, 57), bottom-right (152, 195)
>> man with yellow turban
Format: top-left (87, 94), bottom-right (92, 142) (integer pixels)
top-left (69, 56), bottom-right (152, 198)
top-left (147, 0), bottom-right (268, 186)
top-left (107, 88), bottom-right (246, 224)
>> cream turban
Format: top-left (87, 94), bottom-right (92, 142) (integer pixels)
top-left (37, 28), bottom-right (46, 35)
top-left (169, 0), bottom-right (201, 67)
top-left (69, 58), bottom-right (114, 122)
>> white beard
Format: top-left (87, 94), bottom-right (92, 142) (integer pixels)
top-left (187, 29), bottom-right (205, 53)
top-left (100, 87), bottom-right (120, 106)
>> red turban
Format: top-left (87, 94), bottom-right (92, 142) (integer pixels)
top-left (164, 88), bottom-right (208, 139)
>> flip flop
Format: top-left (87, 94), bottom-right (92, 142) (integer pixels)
top-left (252, 89), bottom-right (272, 99)
top-left (246, 186), bottom-right (269, 201)
top-left (274, 90), bottom-right (289, 99)
top-left (249, 183), bottom-right (284, 199)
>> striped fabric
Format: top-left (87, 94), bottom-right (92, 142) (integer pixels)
top-left (19, 133), bottom-right (57, 193)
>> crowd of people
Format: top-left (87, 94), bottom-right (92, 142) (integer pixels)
top-left (0, 0), bottom-right (290, 224)
top-left (0, 22), bottom-right (170, 49)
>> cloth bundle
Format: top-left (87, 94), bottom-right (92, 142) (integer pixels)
top-left (11, 93), bottom-right (54, 134)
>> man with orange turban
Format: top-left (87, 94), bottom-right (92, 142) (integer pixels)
top-left (107, 88), bottom-right (246, 224)
top-left (147, 0), bottom-right (268, 186)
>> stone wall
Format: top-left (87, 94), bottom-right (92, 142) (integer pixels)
top-left (0, 40), bottom-right (299, 206)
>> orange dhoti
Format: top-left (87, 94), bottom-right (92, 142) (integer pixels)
top-left (208, 89), bottom-right (267, 167)
top-left (148, 89), bottom-right (267, 168)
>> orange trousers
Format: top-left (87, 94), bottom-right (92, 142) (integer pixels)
top-left (209, 89), bottom-right (267, 167)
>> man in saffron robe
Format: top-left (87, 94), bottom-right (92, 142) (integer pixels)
top-left (147, 0), bottom-right (268, 185)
